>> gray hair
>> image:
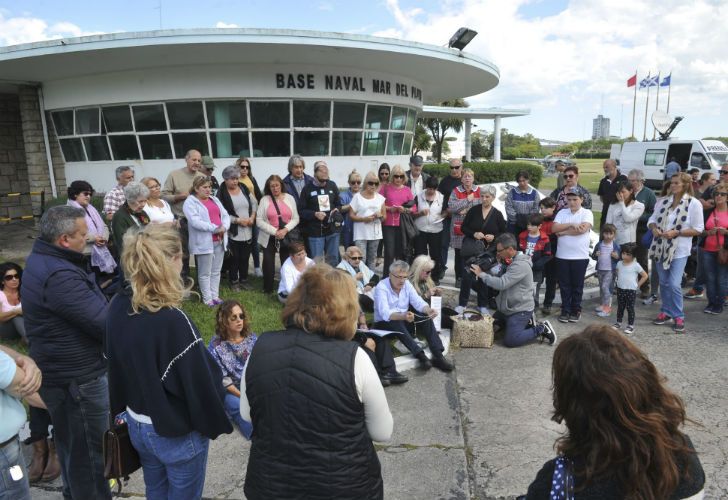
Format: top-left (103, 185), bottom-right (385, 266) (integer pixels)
top-left (123, 181), bottom-right (150, 203)
top-left (313, 160), bottom-right (328, 173)
top-left (222, 165), bottom-right (240, 181)
top-left (495, 232), bottom-right (518, 250)
top-left (389, 260), bottom-right (410, 275)
top-left (449, 158), bottom-right (462, 167)
top-left (480, 184), bottom-right (497, 197)
top-left (288, 154), bottom-right (305, 173)
top-left (115, 165), bottom-right (134, 180)
top-left (39, 205), bottom-right (86, 244)
top-left (627, 169), bottom-right (645, 181)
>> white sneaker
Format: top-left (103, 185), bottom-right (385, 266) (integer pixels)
top-left (642, 294), bottom-right (658, 305)
top-left (254, 267), bottom-right (263, 278)
top-left (479, 307), bottom-right (492, 316)
top-left (454, 305), bottom-right (465, 315)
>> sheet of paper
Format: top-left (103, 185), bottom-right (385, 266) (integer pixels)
top-left (362, 328), bottom-right (397, 338)
top-left (431, 296), bottom-right (442, 331)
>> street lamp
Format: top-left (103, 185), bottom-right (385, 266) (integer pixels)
top-left (448, 28), bottom-right (478, 50)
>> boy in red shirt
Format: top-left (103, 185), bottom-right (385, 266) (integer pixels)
top-left (538, 197), bottom-right (558, 315)
top-left (519, 213), bottom-right (553, 310)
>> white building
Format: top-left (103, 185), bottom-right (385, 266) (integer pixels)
top-left (592, 114), bottom-right (610, 140)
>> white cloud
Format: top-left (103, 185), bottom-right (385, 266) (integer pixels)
top-left (375, 0), bottom-right (728, 140)
top-left (317, 2), bottom-right (334, 11)
top-left (215, 21), bottom-right (239, 28)
top-left (0, 13), bottom-right (102, 46)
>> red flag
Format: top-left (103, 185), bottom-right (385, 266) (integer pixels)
top-left (627, 74), bottom-right (637, 87)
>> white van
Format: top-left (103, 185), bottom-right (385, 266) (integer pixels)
top-left (614, 139), bottom-right (728, 190)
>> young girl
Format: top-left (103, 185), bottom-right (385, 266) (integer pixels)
top-left (592, 223), bottom-right (620, 317)
top-left (208, 300), bottom-right (258, 439)
top-left (613, 243), bottom-right (648, 334)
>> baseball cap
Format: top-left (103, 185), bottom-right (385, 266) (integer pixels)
top-left (409, 155), bottom-right (424, 166)
top-left (201, 156), bottom-right (216, 170)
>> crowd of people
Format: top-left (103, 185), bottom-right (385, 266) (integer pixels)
top-left (0, 152), bottom-right (723, 499)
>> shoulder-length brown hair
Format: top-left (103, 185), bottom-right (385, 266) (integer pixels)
top-left (671, 172), bottom-right (694, 198)
top-left (552, 325), bottom-right (696, 499)
top-left (282, 263), bottom-right (359, 340)
top-left (215, 299), bottom-right (252, 340)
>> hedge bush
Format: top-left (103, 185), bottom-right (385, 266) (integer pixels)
top-left (45, 195), bottom-right (105, 214)
top-left (423, 161), bottom-right (543, 187)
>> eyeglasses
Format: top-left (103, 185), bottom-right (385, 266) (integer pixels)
top-left (229, 314), bottom-right (245, 321)
top-left (81, 191), bottom-right (93, 196)
top-left (3, 274), bottom-right (19, 281)
top-left (228, 177), bottom-right (240, 181)
top-left (715, 192), bottom-right (728, 197)
top-left (148, 184), bottom-right (161, 189)
top-left (495, 247), bottom-right (507, 254)
top-left (563, 174), bottom-right (576, 179)
top-left (367, 181), bottom-right (380, 186)
top-left (393, 175), bottom-right (405, 179)
top-left (349, 256), bottom-right (363, 260)
top-left (349, 181), bottom-right (361, 185)
top-left (720, 171), bottom-right (728, 175)
top-left (391, 274), bottom-right (408, 280)
top-left (450, 166), bottom-right (461, 169)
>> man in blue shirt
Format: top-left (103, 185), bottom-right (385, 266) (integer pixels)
top-left (373, 260), bottom-right (453, 371)
top-left (664, 156), bottom-right (681, 180)
top-left (0, 345), bottom-right (43, 500)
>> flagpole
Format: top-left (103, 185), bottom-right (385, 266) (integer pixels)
top-left (631, 70), bottom-right (637, 139)
top-left (653, 72), bottom-right (660, 140)
top-left (643, 80), bottom-right (651, 141)
top-left (666, 73), bottom-right (672, 113)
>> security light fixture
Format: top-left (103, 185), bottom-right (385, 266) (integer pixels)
top-left (448, 28), bottom-right (478, 50)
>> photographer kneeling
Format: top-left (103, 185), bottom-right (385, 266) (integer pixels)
top-left (469, 233), bottom-right (557, 348)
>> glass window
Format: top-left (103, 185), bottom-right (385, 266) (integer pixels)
top-left (102, 106), bottom-right (133, 132)
top-left (332, 131), bottom-right (362, 156)
top-left (406, 109), bottom-right (417, 133)
top-left (251, 132), bottom-right (290, 157)
top-left (363, 131), bottom-right (386, 156)
top-left (75, 108), bottom-right (99, 135)
top-left (206, 101), bottom-right (247, 128)
top-left (166, 101), bottom-right (205, 130)
top-left (294, 131), bottom-right (329, 156)
top-left (387, 133), bottom-right (405, 155)
top-left (366, 105), bottom-right (391, 130)
top-left (52, 111), bottom-right (74, 136)
top-left (403, 134), bottom-right (413, 156)
top-left (690, 153), bottom-right (710, 169)
top-left (333, 102), bottom-right (365, 129)
top-left (109, 135), bottom-right (140, 160)
top-left (133, 105), bottom-right (167, 132)
top-left (390, 107), bottom-right (407, 131)
top-left (293, 101), bottom-right (331, 128)
top-left (171, 132), bottom-right (209, 158)
top-left (59, 138), bottom-right (85, 162)
top-left (139, 134), bottom-right (173, 159)
top-left (249, 102), bottom-right (290, 128)
top-left (644, 149), bottom-right (666, 166)
top-left (83, 137), bottom-right (111, 161)
top-left (211, 131), bottom-right (249, 158)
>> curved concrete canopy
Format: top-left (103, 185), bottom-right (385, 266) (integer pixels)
top-left (0, 28), bottom-right (500, 105)
top-left (419, 106), bottom-right (530, 119)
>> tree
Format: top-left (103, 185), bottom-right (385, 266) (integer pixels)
top-left (412, 123), bottom-right (432, 155)
top-left (420, 98), bottom-right (468, 162)
top-left (471, 131), bottom-right (491, 159)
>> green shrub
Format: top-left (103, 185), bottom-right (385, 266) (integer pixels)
top-left (45, 194), bottom-right (105, 214)
top-left (423, 161), bottom-right (543, 187)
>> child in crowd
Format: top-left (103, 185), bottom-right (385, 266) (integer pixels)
top-left (518, 213), bottom-right (552, 308)
top-left (592, 224), bottom-right (620, 317)
top-left (613, 243), bottom-right (648, 334)
top-left (208, 300), bottom-right (257, 439)
top-left (538, 197), bottom-right (558, 315)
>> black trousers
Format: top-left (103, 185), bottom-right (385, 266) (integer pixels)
top-left (179, 218), bottom-right (191, 278)
top-left (616, 287), bottom-right (637, 325)
top-left (382, 226), bottom-right (404, 278)
top-left (228, 238), bottom-right (253, 283)
top-left (414, 231), bottom-right (444, 277)
top-left (262, 238), bottom-right (289, 294)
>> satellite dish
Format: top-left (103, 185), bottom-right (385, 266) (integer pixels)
top-left (652, 110), bottom-right (673, 135)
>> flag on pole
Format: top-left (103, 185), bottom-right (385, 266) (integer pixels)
top-left (648, 75), bottom-right (659, 87)
top-left (627, 73), bottom-right (637, 87)
top-left (639, 73), bottom-right (651, 89)
top-left (661, 73), bottom-right (671, 86)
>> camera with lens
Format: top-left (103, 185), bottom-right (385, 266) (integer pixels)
top-left (464, 246), bottom-right (500, 275)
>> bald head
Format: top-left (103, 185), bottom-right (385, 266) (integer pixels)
top-left (185, 150), bottom-right (202, 173)
top-left (603, 159), bottom-right (618, 178)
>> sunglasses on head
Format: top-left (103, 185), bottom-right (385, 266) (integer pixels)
top-left (3, 273), bottom-right (19, 281)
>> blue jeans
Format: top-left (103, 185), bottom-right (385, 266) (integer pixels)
top-left (655, 256), bottom-right (688, 319)
top-left (224, 393), bottom-right (253, 440)
top-left (493, 310), bottom-right (538, 348)
top-left (127, 414), bottom-right (210, 500)
top-left (0, 436), bottom-right (31, 500)
top-left (597, 270), bottom-right (614, 306)
top-left (557, 259), bottom-right (589, 315)
top-left (308, 233), bottom-right (341, 266)
top-left (701, 248), bottom-right (728, 310)
top-left (39, 375), bottom-right (111, 500)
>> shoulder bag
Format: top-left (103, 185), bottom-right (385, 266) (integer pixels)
top-left (271, 197), bottom-right (301, 250)
top-left (103, 414), bottom-right (141, 493)
top-left (460, 207), bottom-right (494, 259)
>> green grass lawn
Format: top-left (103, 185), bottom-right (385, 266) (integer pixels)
top-left (537, 159), bottom-right (605, 193)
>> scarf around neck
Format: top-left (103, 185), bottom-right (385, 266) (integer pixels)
top-left (648, 193), bottom-right (691, 269)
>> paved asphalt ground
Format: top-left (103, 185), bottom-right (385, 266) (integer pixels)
top-left (4, 221), bottom-right (723, 499)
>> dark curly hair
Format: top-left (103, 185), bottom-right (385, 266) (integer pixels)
top-left (0, 262), bottom-right (22, 295)
top-left (552, 325), bottom-right (697, 499)
top-left (214, 300), bottom-right (251, 341)
top-left (67, 180), bottom-right (94, 200)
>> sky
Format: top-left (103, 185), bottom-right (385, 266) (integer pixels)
top-left (1, 0), bottom-right (726, 144)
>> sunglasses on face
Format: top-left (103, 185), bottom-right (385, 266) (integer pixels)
top-left (424, 270), bottom-right (432, 275)
top-left (229, 314), bottom-right (245, 321)
top-left (367, 181), bottom-right (380, 187)
top-left (80, 191), bottom-right (93, 196)
top-left (3, 274), bottom-right (19, 281)
top-left (564, 174), bottom-right (576, 179)
top-left (393, 175), bottom-right (405, 179)
top-left (349, 256), bottom-right (363, 260)
top-left (240, 165), bottom-right (250, 169)
top-left (450, 166), bottom-right (461, 170)
top-left (720, 171), bottom-right (728, 175)
top-left (715, 192), bottom-right (728, 197)
top-left (349, 181), bottom-right (361, 185)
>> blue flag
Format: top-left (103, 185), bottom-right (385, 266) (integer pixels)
top-left (639, 73), bottom-right (651, 89)
top-left (648, 75), bottom-right (659, 87)
top-left (661, 74), bottom-right (671, 86)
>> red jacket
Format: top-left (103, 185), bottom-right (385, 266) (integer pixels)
top-left (518, 230), bottom-right (552, 272)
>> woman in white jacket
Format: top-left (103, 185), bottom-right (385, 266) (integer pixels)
top-left (183, 176), bottom-right (230, 306)
top-left (256, 175), bottom-right (300, 294)
top-left (606, 181), bottom-right (645, 245)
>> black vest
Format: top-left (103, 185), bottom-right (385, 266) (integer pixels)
top-left (244, 329), bottom-right (383, 500)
